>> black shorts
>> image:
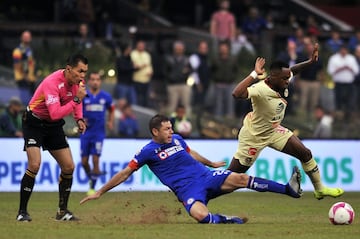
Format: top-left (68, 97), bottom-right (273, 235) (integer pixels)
top-left (22, 109), bottom-right (69, 151)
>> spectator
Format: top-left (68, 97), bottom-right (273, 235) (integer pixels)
top-left (297, 37), bottom-right (323, 120)
top-left (241, 6), bottom-right (267, 49)
top-left (231, 28), bottom-right (255, 56)
top-left (306, 15), bottom-right (320, 37)
top-left (118, 103), bottom-right (139, 137)
top-left (276, 40), bottom-right (298, 68)
top-left (327, 45), bottom-right (359, 121)
top-left (115, 43), bottom-right (139, 105)
top-left (353, 44), bottom-right (360, 112)
top-left (290, 27), bottom-right (306, 55)
top-left (313, 105), bottom-right (333, 139)
top-left (288, 14), bottom-right (300, 30)
top-left (113, 98), bottom-right (128, 135)
top-left (210, 0), bottom-right (236, 42)
top-left (265, 12), bottom-right (275, 30)
top-left (0, 97), bottom-right (23, 137)
top-left (319, 69), bottom-right (336, 116)
top-left (211, 42), bottom-right (238, 118)
top-left (12, 30), bottom-right (36, 104)
top-left (130, 40), bottom-right (153, 107)
top-left (325, 30), bottom-right (344, 54)
top-left (170, 104), bottom-right (192, 138)
top-left (189, 40), bottom-right (211, 112)
top-left (348, 29), bottom-right (360, 53)
top-left (163, 40), bottom-right (192, 116)
top-left (276, 39), bottom-right (300, 115)
top-left (74, 23), bottom-right (93, 51)
top-left (76, 0), bottom-right (95, 35)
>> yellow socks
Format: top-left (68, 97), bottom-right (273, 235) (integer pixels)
top-left (301, 158), bottom-right (323, 190)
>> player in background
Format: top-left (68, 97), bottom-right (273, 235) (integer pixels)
top-left (228, 43), bottom-right (344, 200)
top-left (17, 54), bottom-right (88, 222)
top-left (80, 72), bottom-right (114, 196)
top-left (80, 114), bottom-right (303, 224)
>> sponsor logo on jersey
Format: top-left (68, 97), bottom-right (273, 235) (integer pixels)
top-left (45, 94), bottom-right (59, 105)
top-left (99, 98), bottom-right (106, 104)
top-left (85, 104), bottom-right (105, 112)
top-left (186, 198), bottom-right (195, 205)
top-left (66, 91), bottom-right (73, 96)
top-left (58, 82), bottom-right (64, 89)
top-left (248, 147), bottom-right (257, 156)
top-left (157, 145), bottom-right (185, 160)
top-left (174, 139), bottom-right (180, 146)
top-left (158, 151), bottom-right (169, 160)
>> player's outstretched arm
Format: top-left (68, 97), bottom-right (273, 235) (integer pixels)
top-left (80, 166), bottom-right (135, 205)
top-left (232, 57), bottom-right (266, 99)
top-left (189, 149), bottom-right (226, 168)
top-left (290, 43), bottom-right (319, 75)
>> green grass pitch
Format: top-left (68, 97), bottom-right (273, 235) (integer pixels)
top-left (0, 192), bottom-right (359, 239)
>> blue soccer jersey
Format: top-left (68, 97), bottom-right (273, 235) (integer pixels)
top-left (80, 90), bottom-right (113, 157)
top-left (128, 134), bottom-right (231, 209)
top-left (82, 90), bottom-right (113, 136)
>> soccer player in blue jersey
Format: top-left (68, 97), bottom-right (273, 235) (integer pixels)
top-left (80, 72), bottom-right (114, 195)
top-left (80, 114), bottom-right (302, 224)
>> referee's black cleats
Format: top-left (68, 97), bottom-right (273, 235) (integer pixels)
top-left (286, 166), bottom-right (303, 198)
top-left (55, 209), bottom-right (79, 221)
top-left (16, 210), bottom-right (32, 222)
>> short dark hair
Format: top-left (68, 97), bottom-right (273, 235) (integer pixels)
top-left (149, 114), bottom-right (170, 135)
top-left (66, 54), bottom-right (88, 67)
top-left (270, 61), bottom-right (289, 72)
top-left (88, 71), bottom-right (101, 79)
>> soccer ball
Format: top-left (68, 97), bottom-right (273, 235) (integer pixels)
top-left (328, 202), bottom-right (355, 225)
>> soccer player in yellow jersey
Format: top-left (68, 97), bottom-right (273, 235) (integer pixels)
top-left (228, 43), bottom-right (344, 200)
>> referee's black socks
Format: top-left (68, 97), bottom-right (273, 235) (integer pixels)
top-left (19, 169), bottom-right (36, 213)
top-left (58, 173), bottom-right (73, 211)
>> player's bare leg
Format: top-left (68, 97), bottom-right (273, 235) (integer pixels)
top-left (92, 155), bottom-right (100, 175)
top-left (282, 135), bottom-right (344, 199)
top-left (88, 154), bottom-right (104, 195)
top-left (81, 155), bottom-right (91, 176)
top-left (227, 157), bottom-right (250, 173)
top-left (81, 155), bottom-right (95, 194)
top-left (50, 148), bottom-right (79, 220)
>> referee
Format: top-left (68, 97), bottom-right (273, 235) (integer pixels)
top-left (16, 54), bottom-right (88, 222)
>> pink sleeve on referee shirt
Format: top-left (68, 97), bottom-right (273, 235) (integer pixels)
top-left (43, 81), bottom-right (78, 121)
top-left (73, 101), bottom-right (83, 121)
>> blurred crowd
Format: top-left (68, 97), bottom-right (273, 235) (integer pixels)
top-left (1, 0), bottom-right (360, 139)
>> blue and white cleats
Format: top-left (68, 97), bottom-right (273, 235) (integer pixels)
top-left (286, 166), bottom-right (303, 198)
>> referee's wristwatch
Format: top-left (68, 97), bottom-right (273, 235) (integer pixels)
top-left (73, 96), bottom-right (81, 104)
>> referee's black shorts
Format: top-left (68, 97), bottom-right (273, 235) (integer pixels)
top-left (22, 108), bottom-right (69, 151)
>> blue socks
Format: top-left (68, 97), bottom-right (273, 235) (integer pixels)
top-left (247, 176), bottom-right (286, 194)
top-left (200, 213), bottom-right (223, 224)
top-left (199, 213), bottom-right (245, 224)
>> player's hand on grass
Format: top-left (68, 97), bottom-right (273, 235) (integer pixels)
top-left (80, 191), bottom-right (101, 205)
top-left (254, 57), bottom-right (266, 75)
top-left (210, 161), bottom-right (227, 168)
